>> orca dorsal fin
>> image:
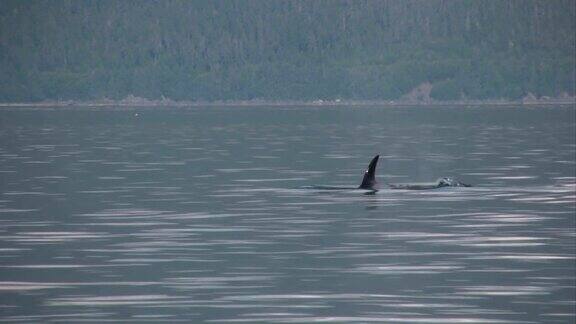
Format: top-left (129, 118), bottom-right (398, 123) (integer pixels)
top-left (359, 155), bottom-right (379, 190)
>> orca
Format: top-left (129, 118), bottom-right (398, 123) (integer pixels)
top-left (359, 155), bottom-right (380, 190)
top-left (301, 155), bottom-right (380, 193)
top-left (303, 155), bottom-right (470, 192)
top-left (388, 177), bottom-right (472, 190)
top-left (358, 155), bottom-right (471, 190)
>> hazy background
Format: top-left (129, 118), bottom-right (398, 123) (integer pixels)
top-left (0, 0), bottom-right (574, 102)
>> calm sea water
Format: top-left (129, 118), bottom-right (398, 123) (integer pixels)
top-left (0, 105), bottom-right (574, 323)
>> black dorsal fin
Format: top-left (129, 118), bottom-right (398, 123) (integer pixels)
top-left (358, 155), bottom-right (379, 190)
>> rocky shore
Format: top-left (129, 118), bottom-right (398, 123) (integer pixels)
top-left (1, 94), bottom-right (574, 109)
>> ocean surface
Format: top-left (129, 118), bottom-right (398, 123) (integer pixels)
top-left (0, 105), bottom-right (574, 323)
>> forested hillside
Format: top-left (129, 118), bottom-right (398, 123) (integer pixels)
top-left (0, 0), bottom-right (574, 102)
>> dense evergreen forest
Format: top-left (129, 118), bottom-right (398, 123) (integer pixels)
top-left (0, 0), bottom-right (574, 102)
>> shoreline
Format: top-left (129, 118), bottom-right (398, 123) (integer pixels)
top-left (0, 98), bottom-right (574, 109)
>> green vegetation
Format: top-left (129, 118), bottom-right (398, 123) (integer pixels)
top-left (0, 0), bottom-right (574, 102)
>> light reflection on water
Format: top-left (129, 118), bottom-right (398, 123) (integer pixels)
top-left (0, 106), bottom-right (574, 323)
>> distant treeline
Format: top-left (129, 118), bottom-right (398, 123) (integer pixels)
top-left (0, 0), bottom-right (574, 102)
